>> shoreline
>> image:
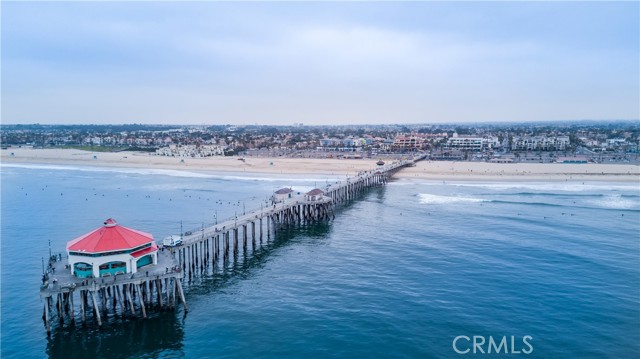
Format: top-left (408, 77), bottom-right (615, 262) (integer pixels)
top-left (2, 148), bottom-right (639, 183)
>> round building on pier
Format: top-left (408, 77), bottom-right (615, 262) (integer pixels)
top-left (66, 218), bottom-right (158, 278)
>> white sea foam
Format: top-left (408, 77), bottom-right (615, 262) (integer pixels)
top-left (216, 174), bottom-right (343, 183)
top-left (0, 163), bottom-right (342, 183)
top-left (432, 181), bottom-right (639, 193)
top-left (418, 193), bottom-right (486, 205)
top-left (386, 181), bottom-right (416, 187)
top-left (1, 163), bottom-right (215, 178)
top-left (586, 194), bottom-right (640, 210)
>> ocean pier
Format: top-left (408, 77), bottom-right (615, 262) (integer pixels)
top-left (39, 156), bottom-right (423, 334)
top-left (172, 157), bottom-right (419, 278)
top-left (40, 250), bottom-right (187, 334)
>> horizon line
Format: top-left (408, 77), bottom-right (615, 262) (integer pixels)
top-left (2, 118), bottom-right (639, 128)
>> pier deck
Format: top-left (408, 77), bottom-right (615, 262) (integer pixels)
top-left (177, 157), bottom-right (419, 247)
top-left (38, 155), bottom-right (424, 334)
top-left (40, 250), bottom-right (179, 298)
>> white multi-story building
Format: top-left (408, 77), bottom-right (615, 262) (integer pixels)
top-left (512, 136), bottom-right (570, 151)
top-left (446, 136), bottom-right (483, 151)
top-left (83, 136), bottom-right (102, 145)
top-left (444, 133), bottom-right (500, 151)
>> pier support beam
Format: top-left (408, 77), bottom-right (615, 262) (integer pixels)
top-left (43, 300), bottom-right (51, 334)
top-left (156, 279), bottom-right (163, 308)
top-left (80, 291), bottom-right (86, 324)
top-left (176, 278), bottom-right (188, 312)
top-left (137, 284), bottom-right (147, 319)
top-left (127, 285), bottom-right (136, 314)
top-left (69, 291), bottom-right (75, 325)
top-left (243, 225), bottom-right (247, 250)
top-left (117, 285), bottom-right (125, 315)
top-left (56, 293), bottom-right (63, 324)
top-left (89, 291), bottom-right (102, 327)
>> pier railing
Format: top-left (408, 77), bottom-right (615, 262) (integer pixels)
top-left (38, 154), bottom-right (424, 334)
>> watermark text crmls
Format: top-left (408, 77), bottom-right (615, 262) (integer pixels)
top-left (453, 335), bottom-right (533, 355)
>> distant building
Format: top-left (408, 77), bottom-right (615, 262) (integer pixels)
top-left (379, 139), bottom-right (395, 152)
top-left (392, 133), bottom-right (444, 150)
top-left (512, 136), bottom-right (569, 151)
top-left (305, 188), bottom-right (325, 201)
top-left (605, 138), bottom-right (628, 150)
top-left (271, 188), bottom-right (294, 203)
top-left (607, 138), bottom-right (627, 146)
top-left (393, 135), bottom-right (423, 150)
top-left (317, 138), bottom-right (360, 152)
top-left (319, 138), bottom-right (341, 147)
top-left (444, 133), bottom-right (499, 151)
top-left (342, 138), bottom-right (361, 147)
top-left (446, 136), bottom-right (483, 151)
top-left (489, 155), bottom-right (515, 163)
top-left (66, 218), bottom-right (158, 278)
top-left (557, 156), bottom-right (588, 164)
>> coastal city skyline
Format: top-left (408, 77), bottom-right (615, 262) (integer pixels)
top-left (2, 1), bottom-right (638, 125)
top-left (3, 121), bottom-right (638, 165)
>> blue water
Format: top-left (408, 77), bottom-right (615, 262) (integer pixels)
top-left (1, 164), bottom-right (639, 358)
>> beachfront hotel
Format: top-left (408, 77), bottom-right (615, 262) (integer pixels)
top-left (66, 218), bottom-right (158, 278)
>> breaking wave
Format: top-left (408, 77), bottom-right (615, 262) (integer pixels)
top-left (418, 193), bottom-right (486, 205)
top-left (0, 163), bottom-right (341, 183)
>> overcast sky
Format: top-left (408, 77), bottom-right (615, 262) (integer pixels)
top-left (2, 1), bottom-right (638, 125)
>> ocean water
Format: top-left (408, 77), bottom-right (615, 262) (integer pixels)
top-left (1, 164), bottom-right (639, 358)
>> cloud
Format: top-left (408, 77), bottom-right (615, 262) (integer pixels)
top-left (2, 1), bottom-right (638, 124)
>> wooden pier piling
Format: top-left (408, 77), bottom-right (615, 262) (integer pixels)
top-left (39, 156), bottom-right (423, 334)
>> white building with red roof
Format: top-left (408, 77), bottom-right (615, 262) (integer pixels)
top-left (66, 218), bottom-right (158, 278)
top-left (305, 188), bottom-right (324, 201)
top-left (271, 187), bottom-right (294, 203)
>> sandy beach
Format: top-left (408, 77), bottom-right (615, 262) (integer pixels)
top-left (1, 148), bottom-right (639, 182)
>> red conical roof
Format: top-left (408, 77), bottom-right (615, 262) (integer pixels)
top-left (66, 218), bottom-right (154, 253)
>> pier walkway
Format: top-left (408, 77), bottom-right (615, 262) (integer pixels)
top-left (171, 156), bottom-right (421, 277)
top-left (39, 155), bottom-right (423, 334)
top-left (40, 249), bottom-right (186, 334)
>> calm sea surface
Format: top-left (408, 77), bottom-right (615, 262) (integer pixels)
top-left (1, 164), bottom-right (639, 358)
